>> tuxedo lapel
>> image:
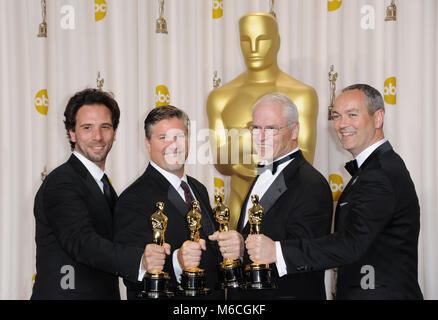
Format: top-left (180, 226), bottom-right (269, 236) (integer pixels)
top-left (339, 141), bottom-right (393, 203)
top-left (146, 164), bottom-right (215, 237)
top-left (68, 155), bottom-right (113, 214)
top-left (259, 173), bottom-right (287, 215)
top-left (238, 176), bottom-right (257, 232)
top-left (167, 185), bottom-right (190, 217)
top-left (240, 152), bottom-right (304, 233)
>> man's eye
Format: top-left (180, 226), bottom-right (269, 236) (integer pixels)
top-left (332, 114), bottom-right (340, 120)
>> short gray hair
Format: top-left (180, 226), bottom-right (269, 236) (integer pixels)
top-left (252, 92), bottom-right (299, 128)
top-left (342, 84), bottom-right (385, 114)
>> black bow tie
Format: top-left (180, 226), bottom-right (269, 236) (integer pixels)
top-left (257, 151), bottom-right (298, 175)
top-left (345, 159), bottom-right (359, 176)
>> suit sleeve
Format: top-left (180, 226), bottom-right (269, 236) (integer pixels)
top-left (280, 169), bottom-right (395, 273)
top-left (43, 171), bottom-right (143, 283)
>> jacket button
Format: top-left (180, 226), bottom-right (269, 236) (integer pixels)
top-left (296, 266), bottom-right (308, 272)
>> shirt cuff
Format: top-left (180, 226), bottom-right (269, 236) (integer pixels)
top-left (275, 241), bottom-right (287, 277)
top-left (173, 249), bottom-right (183, 283)
top-left (138, 257), bottom-right (146, 282)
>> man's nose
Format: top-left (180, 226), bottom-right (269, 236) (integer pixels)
top-left (335, 115), bottom-right (349, 129)
top-left (92, 128), bottom-right (103, 140)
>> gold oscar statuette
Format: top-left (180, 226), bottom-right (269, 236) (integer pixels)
top-left (213, 195), bottom-right (244, 289)
top-left (96, 72), bottom-right (104, 91)
top-left (139, 202), bottom-right (173, 299)
top-left (156, 0), bottom-right (168, 34)
top-left (37, 0), bottom-right (48, 38)
top-left (179, 201), bottom-right (210, 296)
top-left (207, 12), bottom-right (318, 230)
top-left (269, 0), bottom-right (276, 19)
top-left (245, 195), bottom-right (276, 289)
top-left (385, 0), bottom-right (397, 22)
top-left (328, 65), bottom-right (338, 120)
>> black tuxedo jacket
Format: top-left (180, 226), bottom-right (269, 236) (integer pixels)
top-left (281, 142), bottom-right (423, 299)
top-left (31, 155), bottom-right (143, 300)
top-left (113, 164), bottom-right (220, 299)
top-left (238, 151), bottom-right (333, 299)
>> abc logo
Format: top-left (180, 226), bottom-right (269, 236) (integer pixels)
top-left (214, 177), bottom-right (225, 198)
top-left (155, 85), bottom-right (170, 107)
top-left (328, 0), bottom-right (342, 12)
top-left (95, 0), bottom-right (107, 22)
top-left (35, 89), bottom-right (49, 115)
top-left (213, 0), bottom-right (223, 19)
top-left (329, 174), bottom-right (344, 201)
top-left (384, 77), bottom-right (396, 105)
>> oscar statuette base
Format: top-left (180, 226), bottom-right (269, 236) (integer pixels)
top-left (178, 267), bottom-right (211, 297)
top-left (218, 259), bottom-right (245, 289)
top-left (139, 271), bottom-right (173, 299)
top-left (245, 263), bottom-right (276, 290)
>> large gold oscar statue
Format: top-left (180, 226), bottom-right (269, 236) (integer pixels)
top-left (207, 12), bottom-right (318, 229)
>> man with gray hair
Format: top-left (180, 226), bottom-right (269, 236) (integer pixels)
top-left (209, 92), bottom-right (333, 299)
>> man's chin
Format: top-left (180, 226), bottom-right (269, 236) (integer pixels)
top-left (84, 152), bottom-right (108, 165)
top-left (165, 163), bottom-right (184, 172)
top-left (255, 151), bottom-right (274, 162)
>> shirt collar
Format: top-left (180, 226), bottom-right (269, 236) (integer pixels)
top-left (149, 161), bottom-right (188, 190)
top-left (355, 138), bottom-right (388, 168)
top-left (259, 147), bottom-right (300, 166)
top-left (73, 151), bottom-right (105, 181)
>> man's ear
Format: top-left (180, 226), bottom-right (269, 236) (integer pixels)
top-left (291, 122), bottom-right (300, 140)
top-left (145, 137), bottom-right (151, 153)
top-left (374, 109), bottom-right (385, 129)
top-left (69, 129), bottom-right (76, 143)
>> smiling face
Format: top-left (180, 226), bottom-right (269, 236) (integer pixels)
top-left (145, 117), bottom-right (189, 178)
top-left (69, 104), bottom-right (116, 170)
top-left (239, 13), bottom-right (280, 71)
top-left (332, 89), bottom-right (384, 157)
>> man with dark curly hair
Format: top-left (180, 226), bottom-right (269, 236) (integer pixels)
top-left (32, 88), bottom-right (147, 299)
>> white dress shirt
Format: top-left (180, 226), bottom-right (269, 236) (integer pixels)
top-left (355, 138), bottom-right (388, 168)
top-left (243, 147), bottom-right (299, 277)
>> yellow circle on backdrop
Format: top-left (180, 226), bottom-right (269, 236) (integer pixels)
top-left (329, 174), bottom-right (344, 202)
top-left (35, 89), bottom-right (49, 115)
top-left (384, 77), bottom-right (397, 105)
top-left (328, 0), bottom-right (342, 12)
top-left (155, 85), bottom-right (171, 107)
top-left (213, 0), bottom-right (223, 19)
top-left (95, 0), bottom-right (107, 22)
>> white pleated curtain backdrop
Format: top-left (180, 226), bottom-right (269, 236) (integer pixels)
top-left (0, 0), bottom-right (436, 299)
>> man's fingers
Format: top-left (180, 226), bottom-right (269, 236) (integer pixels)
top-left (163, 243), bottom-right (171, 255)
top-left (199, 239), bottom-right (207, 251)
top-left (208, 232), bottom-right (219, 241)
